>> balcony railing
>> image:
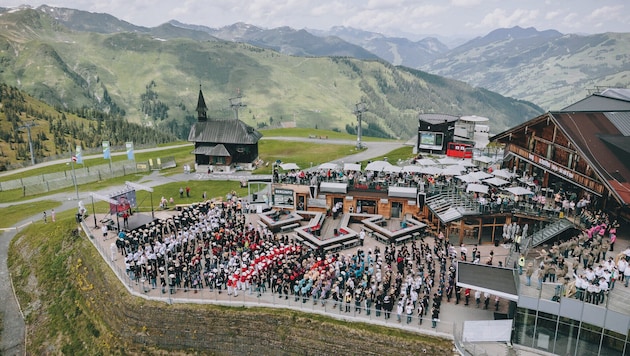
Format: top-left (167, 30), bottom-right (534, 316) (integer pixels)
top-left (505, 144), bottom-right (605, 194)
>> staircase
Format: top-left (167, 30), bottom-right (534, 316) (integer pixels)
top-left (426, 188), bottom-right (480, 224)
top-left (504, 219), bottom-right (574, 268)
top-left (530, 218), bottom-right (575, 247)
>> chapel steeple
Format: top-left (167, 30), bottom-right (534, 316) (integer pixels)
top-left (196, 85), bottom-right (208, 121)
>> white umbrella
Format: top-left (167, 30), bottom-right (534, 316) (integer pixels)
top-left (419, 166), bottom-right (442, 175)
top-left (318, 162), bottom-right (339, 170)
top-left (466, 183), bottom-right (489, 194)
top-left (473, 156), bottom-right (493, 164)
top-left (416, 158), bottom-right (437, 166)
top-left (279, 163), bottom-right (300, 170)
top-left (483, 177), bottom-right (510, 186)
top-left (440, 166), bottom-right (466, 176)
top-left (458, 159), bottom-right (477, 168)
top-left (383, 165), bottom-right (403, 173)
top-left (437, 157), bottom-right (460, 165)
top-left (493, 169), bottom-right (515, 179)
top-left (365, 160), bottom-right (392, 171)
top-left (455, 174), bottom-right (479, 183)
top-left (504, 186), bottom-right (534, 196)
top-left (403, 165), bottom-right (423, 173)
top-left (468, 171), bottom-right (493, 181)
top-left (344, 163), bottom-right (361, 171)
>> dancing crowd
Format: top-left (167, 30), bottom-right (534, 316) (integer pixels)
top-left (108, 198), bottom-right (503, 329)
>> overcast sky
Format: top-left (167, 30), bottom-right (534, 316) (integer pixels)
top-left (4, 0), bottom-right (629, 39)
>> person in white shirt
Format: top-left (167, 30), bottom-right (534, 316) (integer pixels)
top-left (618, 258), bottom-right (628, 281)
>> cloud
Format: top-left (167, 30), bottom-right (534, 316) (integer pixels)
top-left (477, 8), bottom-right (540, 29)
top-left (545, 11), bottom-right (560, 21)
top-left (450, 0), bottom-right (483, 7)
top-left (588, 5), bottom-right (624, 21)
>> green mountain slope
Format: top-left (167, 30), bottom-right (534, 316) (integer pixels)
top-left (0, 83), bottom-right (176, 170)
top-left (423, 27), bottom-right (630, 110)
top-left (0, 7), bottom-right (543, 140)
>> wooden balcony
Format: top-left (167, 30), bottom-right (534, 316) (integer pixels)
top-left (505, 143), bottom-right (605, 195)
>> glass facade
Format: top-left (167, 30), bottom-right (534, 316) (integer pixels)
top-left (513, 307), bottom-right (629, 355)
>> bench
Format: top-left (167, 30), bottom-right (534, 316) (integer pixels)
top-left (324, 243), bottom-right (342, 253)
top-left (343, 239), bottom-right (359, 249)
top-left (395, 235), bottom-right (412, 246)
top-left (372, 232), bottom-right (389, 245)
top-left (281, 223), bottom-right (300, 232)
top-left (301, 240), bottom-right (317, 250)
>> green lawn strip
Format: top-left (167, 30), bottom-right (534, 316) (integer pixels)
top-left (0, 144), bottom-right (193, 183)
top-left (260, 127), bottom-right (394, 142)
top-left (0, 200), bottom-right (61, 229)
top-left (253, 140), bottom-right (358, 174)
top-left (360, 146), bottom-right (415, 166)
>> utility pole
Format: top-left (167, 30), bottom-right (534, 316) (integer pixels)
top-left (18, 121), bottom-right (37, 166)
top-left (69, 145), bottom-right (79, 200)
top-left (353, 102), bottom-right (368, 149)
top-left (229, 89), bottom-right (247, 121)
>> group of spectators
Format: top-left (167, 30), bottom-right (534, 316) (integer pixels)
top-left (106, 196), bottom-right (505, 329)
top-left (522, 207), bottom-right (623, 306)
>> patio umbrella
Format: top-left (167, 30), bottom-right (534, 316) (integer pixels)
top-left (493, 169), bottom-right (515, 179)
top-left (504, 186), bottom-right (534, 196)
top-left (482, 177), bottom-right (510, 186)
top-left (403, 165), bottom-right (424, 173)
top-left (466, 183), bottom-right (489, 194)
top-left (437, 157), bottom-right (461, 165)
top-left (468, 171), bottom-right (493, 181)
top-left (455, 174), bottom-right (480, 183)
top-left (318, 162), bottom-right (339, 170)
top-left (365, 160), bottom-right (392, 171)
top-left (419, 166), bottom-right (443, 175)
top-left (279, 163), bottom-right (300, 170)
top-left (344, 163), bottom-right (361, 171)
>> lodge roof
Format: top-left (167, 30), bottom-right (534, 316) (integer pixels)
top-left (188, 119), bottom-right (263, 145)
top-left (418, 113), bottom-right (460, 125)
top-left (490, 88), bottom-right (630, 206)
top-left (552, 111), bottom-right (630, 205)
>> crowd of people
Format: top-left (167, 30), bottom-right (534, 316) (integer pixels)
top-left (105, 197), bottom-right (507, 329)
top-left (523, 207), bottom-right (624, 306)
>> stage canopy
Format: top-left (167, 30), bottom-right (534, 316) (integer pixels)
top-left (456, 261), bottom-right (519, 302)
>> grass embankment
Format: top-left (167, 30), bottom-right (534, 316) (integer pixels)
top-left (9, 211), bottom-right (454, 355)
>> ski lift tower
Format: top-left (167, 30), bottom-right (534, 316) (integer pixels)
top-left (229, 89), bottom-right (247, 120)
top-left (354, 102), bottom-right (368, 149)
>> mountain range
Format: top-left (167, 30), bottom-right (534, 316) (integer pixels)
top-left (0, 5), bottom-right (544, 144)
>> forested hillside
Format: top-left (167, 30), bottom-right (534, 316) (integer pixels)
top-left (0, 83), bottom-right (176, 170)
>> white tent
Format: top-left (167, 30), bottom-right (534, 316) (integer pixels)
top-left (344, 163), bottom-right (361, 171)
top-left (483, 177), bottom-right (510, 186)
top-left (318, 162), bottom-right (339, 170)
top-left (466, 183), bottom-right (489, 194)
top-left (279, 163), bottom-right (300, 170)
top-left (504, 186), bottom-right (534, 196)
top-left (416, 158), bottom-right (438, 166)
top-left (365, 160), bottom-right (392, 171)
top-left (493, 169), bottom-right (515, 179)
